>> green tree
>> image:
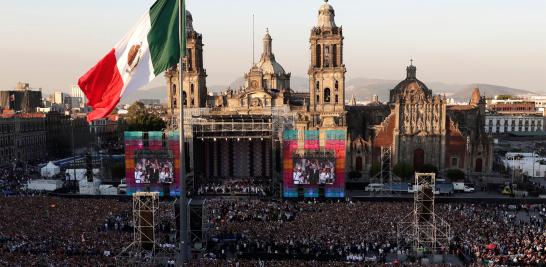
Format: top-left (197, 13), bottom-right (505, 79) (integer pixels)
top-left (393, 162), bottom-right (414, 180)
top-left (369, 163), bottom-right (381, 177)
top-left (126, 102), bottom-right (166, 131)
top-left (446, 169), bottom-right (465, 181)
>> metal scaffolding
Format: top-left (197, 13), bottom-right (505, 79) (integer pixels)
top-left (397, 173), bottom-right (451, 255)
top-left (380, 146), bottom-right (392, 186)
top-left (117, 192), bottom-right (176, 265)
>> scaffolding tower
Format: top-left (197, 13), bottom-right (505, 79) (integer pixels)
top-left (117, 192), bottom-right (176, 265)
top-left (380, 146), bottom-right (392, 186)
top-left (397, 173), bottom-right (451, 255)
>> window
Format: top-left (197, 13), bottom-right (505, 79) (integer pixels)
top-left (335, 95), bottom-right (338, 103)
top-left (332, 44), bottom-right (337, 67)
top-left (324, 46), bottom-right (330, 67)
top-left (183, 91), bottom-right (187, 105)
top-left (315, 81), bottom-right (320, 91)
top-left (188, 48), bottom-right (193, 71)
top-left (172, 84), bottom-right (176, 96)
top-left (451, 157), bottom-right (458, 168)
top-left (324, 88), bottom-right (331, 103)
top-left (190, 84), bottom-right (194, 94)
top-left (316, 95), bottom-right (320, 103)
top-left (335, 80), bottom-right (339, 91)
top-left (315, 44), bottom-right (321, 68)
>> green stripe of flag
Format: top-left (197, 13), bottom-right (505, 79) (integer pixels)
top-left (148, 0), bottom-right (186, 76)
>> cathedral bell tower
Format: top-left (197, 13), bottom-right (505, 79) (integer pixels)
top-left (166, 10), bottom-right (207, 114)
top-left (309, 0), bottom-right (346, 113)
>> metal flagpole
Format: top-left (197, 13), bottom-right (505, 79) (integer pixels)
top-left (178, 0), bottom-right (189, 263)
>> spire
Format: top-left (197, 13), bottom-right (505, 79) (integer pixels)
top-left (349, 94), bottom-right (357, 106)
top-left (317, 0), bottom-right (337, 29)
top-left (261, 29), bottom-right (274, 61)
top-left (406, 59), bottom-right (417, 79)
top-left (186, 10), bottom-right (194, 32)
top-left (470, 87), bottom-right (481, 105)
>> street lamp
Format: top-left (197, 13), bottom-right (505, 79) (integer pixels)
top-left (71, 118), bottom-right (76, 189)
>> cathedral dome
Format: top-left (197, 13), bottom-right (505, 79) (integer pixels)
top-left (256, 59), bottom-right (286, 76)
top-left (255, 30), bottom-right (286, 76)
top-left (389, 63), bottom-right (432, 103)
top-left (317, 0), bottom-right (337, 29)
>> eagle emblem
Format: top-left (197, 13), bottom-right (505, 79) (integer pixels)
top-left (126, 43), bottom-right (142, 73)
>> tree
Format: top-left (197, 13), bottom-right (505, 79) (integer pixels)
top-left (393, 162), bottom-right (414, 180)
top-left (369, 163), bottom-right (381, 178)
top-left (446, 169), bottom-right (465, 181)
top-left (126, 102), bottom-right (166, 131)
top-left (416, 163), bottom-right (438, 174)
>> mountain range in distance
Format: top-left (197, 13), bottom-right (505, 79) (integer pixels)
top-left (122, 76), bottom-right (537, 104)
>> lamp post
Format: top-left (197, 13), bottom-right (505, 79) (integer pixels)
top-left (71, 118), bottom-right (76, 189)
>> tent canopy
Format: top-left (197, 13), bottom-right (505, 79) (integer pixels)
top-left (41, 161), bottom-right (60, 178)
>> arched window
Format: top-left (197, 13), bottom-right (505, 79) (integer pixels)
top-left (324, 88), bottom-right (331, 103)
top-left (316, 95), bottom-right (320, 103)
top-left (183, 91), bottom-right (187, 105)
top-left (188, 48), bottom-right (193, 71)
top-left (335, 95), bottom-right (338, 103)
top-left (190, 84), bottom-right (194, 94)
top-left (324, 46), bottom-right (330, 67)
top-left (172, 84), bottom-right (176, 96)
top-left (315, 44), bottom-right (321, 68)
top-left (335, 80), bottom-right (339, 91)
top-left (332, 44), bottom-right (337, 67)
top-left (316, 81), bottom-right (320, 91)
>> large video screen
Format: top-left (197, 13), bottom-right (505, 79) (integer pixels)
top-left (293, 154), bottom-right (335, 185)
top-left (134, 150), bottom-right (174, 184)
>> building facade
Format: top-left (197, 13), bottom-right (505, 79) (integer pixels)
top-left (347, 68), bottom-right (493, 175)
top-left (165, 1), bottom-right (492, 186)
top-left (0, 114), bottom-right (47, 163)
top-left (485, 114), bottom-right (544, 134)
top-left (165, 10), bottom-right (208, 114)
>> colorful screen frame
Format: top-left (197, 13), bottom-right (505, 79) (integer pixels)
top-left (283, 130), bottom-right (346, 198)
top-left (125, 131), bottom-right (181, 196)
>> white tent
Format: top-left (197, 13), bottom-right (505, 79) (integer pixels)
top-left (41, 162), bottom-right (60, 178)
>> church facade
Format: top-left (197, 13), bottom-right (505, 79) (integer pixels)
top-left (167, 0), bottom-right (492, 184)
top-left (347, 65), bottom-right (493, 176)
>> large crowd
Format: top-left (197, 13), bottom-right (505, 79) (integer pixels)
top-left (197, 179), bottom-right (270, 196)
top-left (0, 164), bottom-right (44, 196)
top-left (205, 200), bottom-right (546, 266)
top-left (0, 194), bottom-right (545, 266)
top-left (0, 197), bottom-right (177, 266)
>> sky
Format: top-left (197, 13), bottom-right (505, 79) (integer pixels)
top-left (0, 0), bottom-right (545, 95)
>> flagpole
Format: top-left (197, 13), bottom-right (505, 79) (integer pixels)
top-left (178, 0), bottom-right (189, 263)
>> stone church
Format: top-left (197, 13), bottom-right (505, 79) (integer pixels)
top-left (165, 0), bottom-right (492, 181)
top-left (347, 64), bottom-right (493, 176)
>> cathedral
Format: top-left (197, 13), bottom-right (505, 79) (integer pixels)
top-left (347, 64), bottom-right (492, 176)
top-left (165, 0), bottom-right (492, 188)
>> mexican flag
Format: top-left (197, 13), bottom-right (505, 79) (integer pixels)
top-left (78, 0), bottom-right (186, 122)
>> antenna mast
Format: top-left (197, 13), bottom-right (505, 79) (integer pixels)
top-left (252, 14), bottom-right (255, 65)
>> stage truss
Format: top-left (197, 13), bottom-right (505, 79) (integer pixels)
top-left (168, 107), bottom-right (295, 141)
top-left (117, 192), bottom-right (176, 266)
top-left (397, 173), bottom-right (451, 255)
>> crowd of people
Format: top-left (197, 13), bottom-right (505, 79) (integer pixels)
top-left (197, 179), bottom-right (269, 196)
top-left (205, 200), bottom-right (546, 265)
top-left (0, 163), bottom-right (44, 196)
top-left (0, 194), bottom-right (545, 266)
top-left (0, 197), bottom-right (177, 266)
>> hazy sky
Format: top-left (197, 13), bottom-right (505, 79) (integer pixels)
top-left (0, 0), bottom-right (545, 95)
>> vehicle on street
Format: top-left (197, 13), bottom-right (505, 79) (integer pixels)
top-left (365, 183), bottom-right (384, 192)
